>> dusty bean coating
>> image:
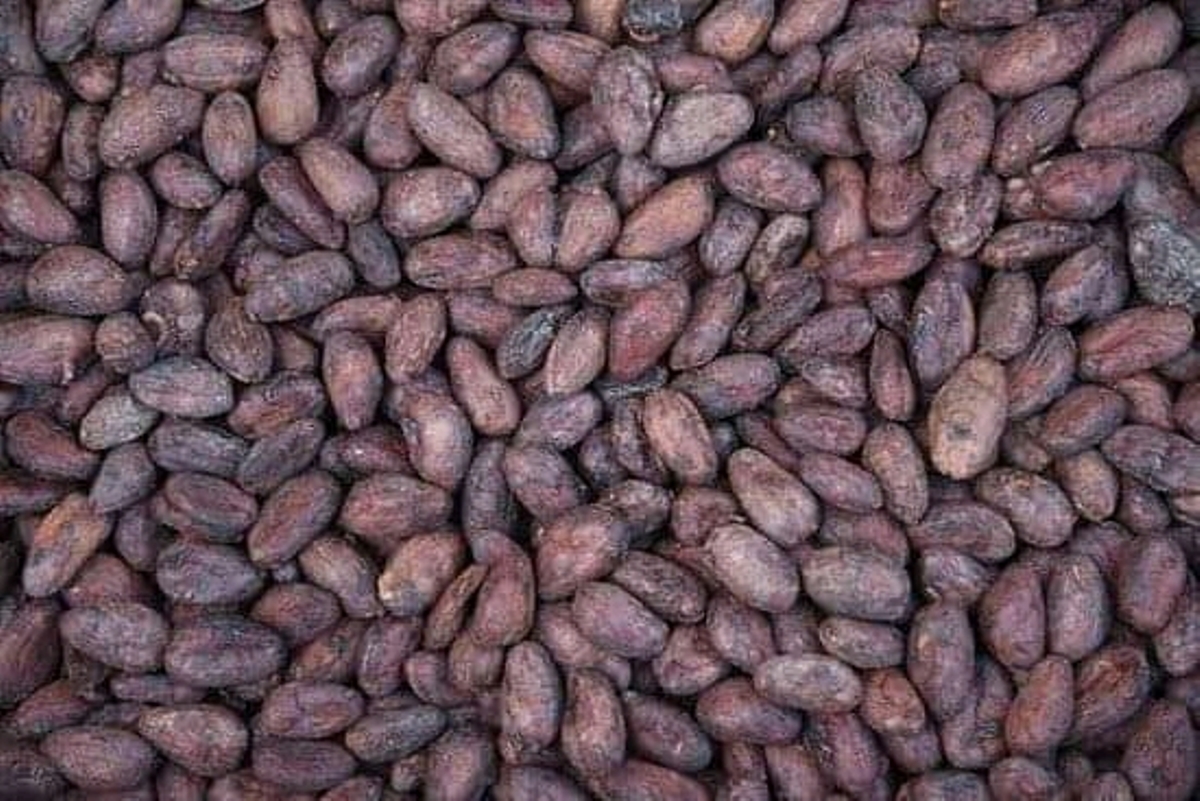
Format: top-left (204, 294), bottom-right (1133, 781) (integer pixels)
top-left (0, 1), bottom-right (1198, 799)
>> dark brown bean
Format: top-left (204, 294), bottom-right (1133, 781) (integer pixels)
top-left (0, 3), bottom-right (1192, 795)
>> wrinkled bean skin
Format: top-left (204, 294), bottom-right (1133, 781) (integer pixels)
top-left (0, 1), bottom-right (1197, 799)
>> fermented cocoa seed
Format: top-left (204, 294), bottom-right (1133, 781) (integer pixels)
top-left (0, 2), bottom-right (1198, 799)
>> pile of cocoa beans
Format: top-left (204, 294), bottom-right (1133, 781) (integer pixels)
top-left (1, 0), bottom-right (1200, 798)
